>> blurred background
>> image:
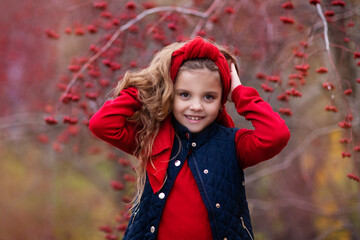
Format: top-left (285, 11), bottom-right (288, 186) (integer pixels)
top-left (0, 0), bottom-right (359, 239)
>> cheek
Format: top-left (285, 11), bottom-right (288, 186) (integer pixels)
top-left (172, 98), bottom-right (183, 114)
top-left (215, 99), bottom-right (222, 110)
top-left (208, 101), bottom-right (222, 115)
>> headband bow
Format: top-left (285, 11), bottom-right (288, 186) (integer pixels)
top-left (170, 36), bottom-right (231, 105)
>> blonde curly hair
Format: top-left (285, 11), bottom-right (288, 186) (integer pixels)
top-left (113, 38), bottom-right (238, 208)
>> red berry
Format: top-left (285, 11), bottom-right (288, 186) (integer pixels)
top-left (279, 108), bottom-right (293, 116)
top-left (224, 7), bottom-right (235, 14)
top-left (331, 0), bottom-right (345, 7)
top-left (280, 16), bottom-right (295, 24)
top-left (316, 67), bottom-right (328, 73)
top-left (344, 88), bottom-right (352, 95)
top-left (126, 1), bottom-right (136, 10)
top-left (324, 11), bottom-right (335, 17)
top-left (45, 116), bottom-right (58, 125)
top-left (347, 173), bottom-right (360, 182)
top-left (282, 2), bottom-right (294, 10)
top-left (45, 29), bottom-right (60, 39)
top-left (309, 0), bottom-right (321, 5)
top-left (93, 1), bottom-right (107, 10)
top-left (110, 181), bottom-right (125, 190)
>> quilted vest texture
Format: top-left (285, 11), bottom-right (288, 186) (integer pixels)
top-left (123, 121), bottom-right (254, 240)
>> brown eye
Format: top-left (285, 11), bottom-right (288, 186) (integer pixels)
top-left (180, 92), bottom-right (190, 98)
top-left (204, 95), bottom-right (215, 101)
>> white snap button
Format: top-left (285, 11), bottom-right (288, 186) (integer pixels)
top-left (216, 203), bottom-right (221, 208)
top-left (242, 181), bottom-right (245, 186)
top-left (204, 169), bottom-right (209, 174)
top-left (175, 160), bottom-right (181, 167)
top-left (158, 192), bottom-right (165, 199)
top-left (191, 142), bottom-right (196, 147)
top-left (150, 226), bottom-right (155, 233)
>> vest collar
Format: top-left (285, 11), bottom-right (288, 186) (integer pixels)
top-left (146, 116), bottom-right (219, 194)
top-left (172, 116), bottom-right (218, 150)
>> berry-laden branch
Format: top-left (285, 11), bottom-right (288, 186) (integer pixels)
top-left (315, 2), bottom-right (359, 182)
top-left (190, 0), bottom-right (223, 38)
top-left (246, 123), bottom-right (347, 184)
top-left (60, 3), bottom-right (222, 104)
top-left (36, 1), bottom-right (360, 238)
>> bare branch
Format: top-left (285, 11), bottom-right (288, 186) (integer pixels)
top-left (246, 124), bottom-right (342, 183)
top-left (0, 113), bottom-right (47, 129)
top-left (316, 4), bottom-right (330, 53)
top-left (60, 5), bottom-right (212, 104)
top-left (190, 0), bottom-right (224, 38)
top-left (246, 114), bottom-right (360, 183)
top-left (146, 11), bottom-right (172, 34)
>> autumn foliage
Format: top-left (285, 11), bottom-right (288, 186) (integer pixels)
top-left (1, 0), bottom-right (359, 239)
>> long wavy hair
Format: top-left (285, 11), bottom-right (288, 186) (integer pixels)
top-left (113, 38), bottom-right (239, 208)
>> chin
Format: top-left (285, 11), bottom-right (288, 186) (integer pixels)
top-left (187, 125), bottom-right (205, 133)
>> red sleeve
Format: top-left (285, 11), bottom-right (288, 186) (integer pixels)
top-left (232, 85), bottom-right (291, 169)
top-left (88, 87), bottom-right (141, 154)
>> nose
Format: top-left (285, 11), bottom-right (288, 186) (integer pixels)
top-left (189, 98), bottom-right (203, 111)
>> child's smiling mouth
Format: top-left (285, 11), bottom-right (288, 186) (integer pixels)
top-left (185, 115), bottom-right (204, 121)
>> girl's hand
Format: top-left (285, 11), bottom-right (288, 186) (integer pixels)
top-left (227, 63), bottom-right (242, 102)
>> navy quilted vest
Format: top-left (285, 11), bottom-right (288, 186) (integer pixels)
top-left (123, 120), bottom-right (254, 240)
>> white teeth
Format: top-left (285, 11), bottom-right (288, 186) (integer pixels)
top-left (187, 116), bottom-right (202, 120)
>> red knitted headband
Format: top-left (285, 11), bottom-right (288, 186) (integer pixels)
top-left (170, 36), bottom-right (231, 105)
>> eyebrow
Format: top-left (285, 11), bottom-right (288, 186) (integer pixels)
top-left (204, 91), bottom-right (219, 95)
top-left (175, 88), bottom-right (219, 96)
top-left (175, 88), bottom-right (186, 91)
top-left (175, 88), bottom-right (188, 93)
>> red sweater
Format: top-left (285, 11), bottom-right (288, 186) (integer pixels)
top-left (89, 85), bottom-right (290, 239)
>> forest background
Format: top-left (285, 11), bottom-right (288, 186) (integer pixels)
top-left (0, 0), bottom-right (359, 239)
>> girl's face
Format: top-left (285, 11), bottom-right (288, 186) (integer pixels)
top-left (173, 68), bottom-right (222, 133)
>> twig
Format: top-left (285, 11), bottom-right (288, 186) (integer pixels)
top-left (189, 0), bottom-right (223, 38)
top-left (225, 0), bottom-right (246, 38)
top-left (331, 43), bottom-right (356, 54)
top-left (0, 112), bottom-right (49, 129)
top-left (246, 115), bottom-right (360, 183)
top-left (312, 225), bottom-right (352, 240)
top-left (249, 198), bottom-right (325, 215)
top-left (315, 3), bottom-right (353, 154)
top-left (146, 11), bottom-right (172, 34)
top-left (246, 124), bottom-right (342, 183)
top-left (0, 121), bottom-right (46, 129)
top-left (331, 5), bottom-right (360, 22)
top-left (316, 4), bottom-right (352, 123)
top-left (316, 3), bottom-right (330, 52)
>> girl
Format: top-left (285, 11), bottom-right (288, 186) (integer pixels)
top-left (89, 37), bottom-right (290, 240)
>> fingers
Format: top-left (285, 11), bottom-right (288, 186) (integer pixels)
top-left (230, 63), bottom-right (241, 84)
top-left (230, 63), bottom-right (237, 73)
top-left (227, 63), bottom-right (241, 102)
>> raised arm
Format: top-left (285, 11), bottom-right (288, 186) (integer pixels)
top-left (88, 87), bottom-right (141, 154)
top-left (232, 85), bottom-right (291, 168)
top-left (227, 64), bottom-right (290, 168)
